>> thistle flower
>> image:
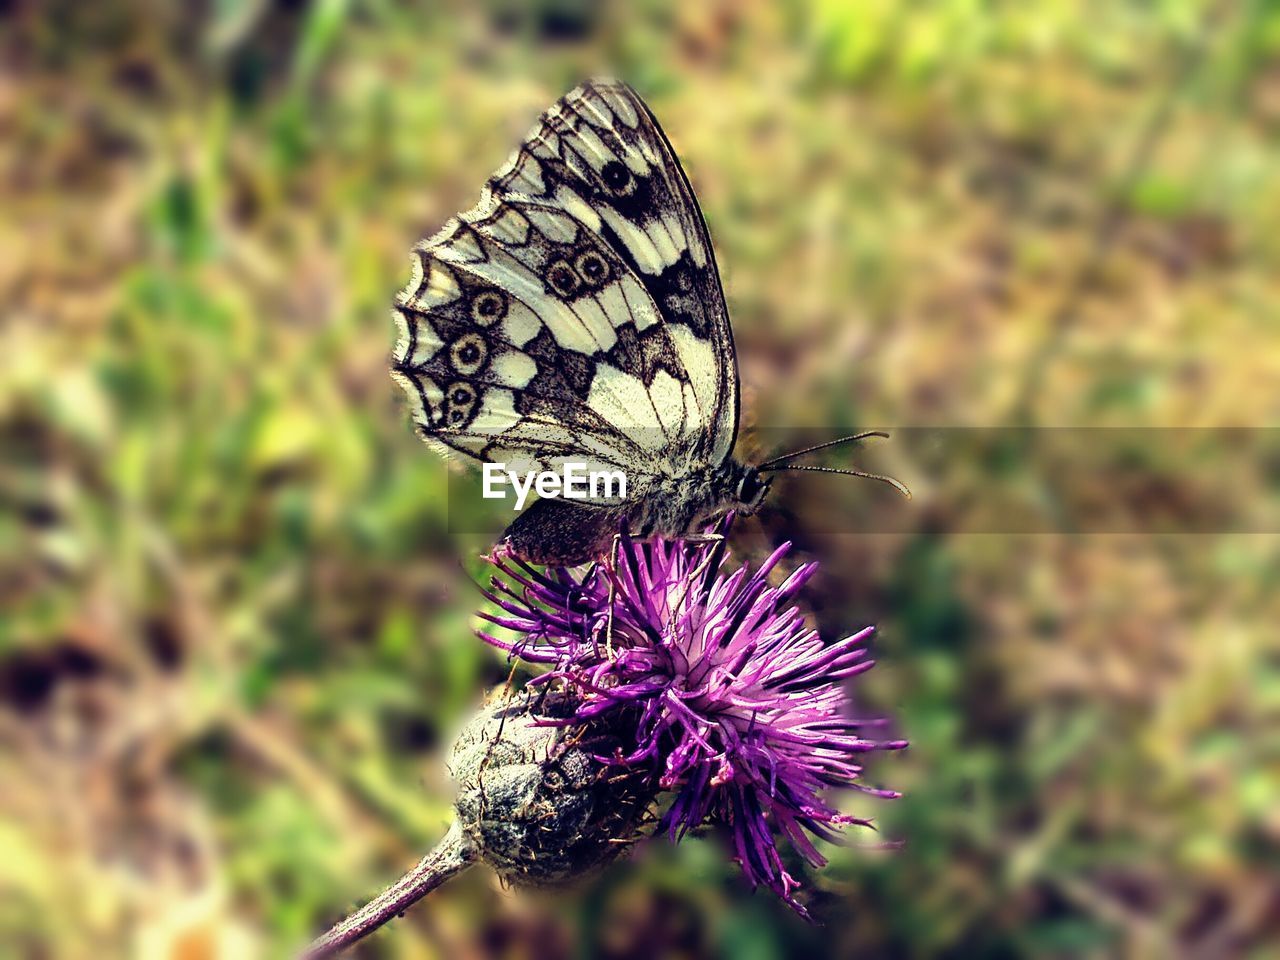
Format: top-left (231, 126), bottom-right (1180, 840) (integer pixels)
top-left (304, 529), bottom-right (904, 956)
top-left (479, 523), bottom-right (906, 917)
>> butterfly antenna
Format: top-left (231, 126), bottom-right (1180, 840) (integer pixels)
top-left (757, 430), bottom-right (891, 469)
top-left (761, 463), bottom-right (912, 500)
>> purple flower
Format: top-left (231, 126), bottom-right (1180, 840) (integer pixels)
top-left (476, 522), bottom-right (905, 917)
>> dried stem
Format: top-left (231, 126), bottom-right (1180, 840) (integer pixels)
top-left (299, 822), bottom-right (476, 959)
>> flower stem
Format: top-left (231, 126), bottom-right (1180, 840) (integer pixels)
top-left (299, 822), bottom-right (476, 959)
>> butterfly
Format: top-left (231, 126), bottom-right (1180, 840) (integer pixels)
top-left (391, 78), bottom-right (907, 566)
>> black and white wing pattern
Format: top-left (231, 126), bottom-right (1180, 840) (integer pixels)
top-left (391, 78), bottom-right (739, 498)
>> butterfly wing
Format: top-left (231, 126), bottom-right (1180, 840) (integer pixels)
top-left (392, 79), bottom-right (739, 488)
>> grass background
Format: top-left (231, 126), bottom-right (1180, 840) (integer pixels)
top-left (1, 1), bottom-right (1278, 957)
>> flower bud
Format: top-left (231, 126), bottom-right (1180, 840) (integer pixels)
top-left (448, 691), bottom-right (654, 887)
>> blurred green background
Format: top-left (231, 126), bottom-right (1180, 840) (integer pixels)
top-left (2, 1), bottom-right (1279, 958)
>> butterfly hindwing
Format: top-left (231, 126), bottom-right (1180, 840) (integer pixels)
top-left (392, 78), bottom-right (739, 516)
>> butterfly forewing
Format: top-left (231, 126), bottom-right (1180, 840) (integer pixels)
top-left (391, 79), bottom-right (739, 502)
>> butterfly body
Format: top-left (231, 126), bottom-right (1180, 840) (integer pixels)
top-left (613, 454), bottom-right (764, 540)
top-left (499, 458), bottom-right (769, 566)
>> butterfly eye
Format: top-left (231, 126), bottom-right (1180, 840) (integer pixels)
top-left (600, 160), bottom-right (635, 196)
top-left (450, 333), bottom-right (488, 376)
top-left (736, 470), bottom-right (767, 507)
top-left (470, 291), bottom-right (506, 325)
top-left (546, 259), bottom-right (581, 299)
top-left (574, 251), bottom-right (610, 286)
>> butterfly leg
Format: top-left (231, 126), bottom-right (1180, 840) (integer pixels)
top-left (604, 532), bottom-right (622, 660)
top-left (603, 531), bottom-right (723, 655)
top-left (686, 535), bottom-right (724, 582)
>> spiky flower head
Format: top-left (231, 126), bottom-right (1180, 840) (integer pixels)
top-left (478, 523), bottom-right (905, 917)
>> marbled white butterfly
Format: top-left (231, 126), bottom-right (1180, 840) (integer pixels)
top-left (392, 78), bottom-right (906, 566)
